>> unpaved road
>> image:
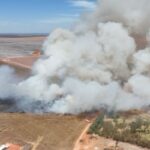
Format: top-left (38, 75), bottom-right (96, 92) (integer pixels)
top-left (0, 55), bottom-right (39, 69)
top-left (73, 122), bottom-right (92, 150)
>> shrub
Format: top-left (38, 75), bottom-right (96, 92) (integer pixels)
top-left (88, 113), bottom-right (104, 134)
top-left (130, 118), bottom-right (146, 133)
top-left (101, 121), bottom-right (115, 138)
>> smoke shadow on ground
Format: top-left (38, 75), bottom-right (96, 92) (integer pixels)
top-left (0, 98), bottom-right (20, 112)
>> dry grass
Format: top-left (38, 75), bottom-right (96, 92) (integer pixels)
top-left (0, 113), bottom-right (87, 150)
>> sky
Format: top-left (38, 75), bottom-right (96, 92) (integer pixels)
top-left (0, 0), bottom-right (96, 34)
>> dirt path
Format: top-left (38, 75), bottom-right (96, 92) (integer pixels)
top-left (0, 57), bottom-right (31, 69)
top-left (0, 55), bottom-right (39, 69)
top-left (73, 122), bottom-right (92, 150)
top-left (27, 136), bottom-right (43, 150)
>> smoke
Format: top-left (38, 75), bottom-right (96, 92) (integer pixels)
top-left (1, 0), bottom-right (150, 114)
top-left (0, 66), bottom-right (17, 99)
top-left (76, 0), bottom-right (150, 35)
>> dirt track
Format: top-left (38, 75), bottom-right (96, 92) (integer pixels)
top-left (0, 55), bottom-right (39, 69)
top-left (73, 122), bottom-right (92, 150)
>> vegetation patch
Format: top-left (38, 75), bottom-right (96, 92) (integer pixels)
top-left (88, 112), bottom-right (150, 148)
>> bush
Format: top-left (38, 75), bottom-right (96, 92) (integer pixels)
top-left (88, 113), bottom-right (104, 134)
top-left (101, 121), bottom-right (116, 138)
top-left (88, 115), bottom-right (150, 149)
top-left (130, 118), bottom-right (143, 133)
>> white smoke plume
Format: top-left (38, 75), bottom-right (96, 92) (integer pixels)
top-left (0, 66), bottom-right (18, 99)
top-left (1, 0), bottom-right (150, 114)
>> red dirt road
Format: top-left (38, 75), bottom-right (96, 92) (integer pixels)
top-left (0, 51), bottom-right (40, 70)
top-left (73, 122), bottom-right (92, 150)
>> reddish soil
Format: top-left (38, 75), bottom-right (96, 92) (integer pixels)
top-left (0, 51), bottom-right (40, 70)
top-left (7, 144), bottom-right (21, 150)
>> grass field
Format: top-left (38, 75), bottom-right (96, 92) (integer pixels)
top-left (0, 113), bottom-right (87, 150)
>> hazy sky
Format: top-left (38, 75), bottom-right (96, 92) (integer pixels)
top-left (0, 0), bottom-right (96, 33)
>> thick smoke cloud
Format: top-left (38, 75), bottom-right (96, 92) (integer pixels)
top-left (1, 0), bottom-right (150, 114)
top-left (76, 0), bottom-right (150, 35)
top-left (0, 66), bottom-right (17, 99)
